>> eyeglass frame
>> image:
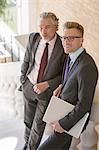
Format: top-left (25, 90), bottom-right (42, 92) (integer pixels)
top-left (61, 36), bottom-right (82, 42)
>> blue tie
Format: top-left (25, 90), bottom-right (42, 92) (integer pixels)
top-left (63, 56), bottom-right (71, 82)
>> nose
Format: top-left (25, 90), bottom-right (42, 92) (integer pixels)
top-left (41, 28), bottom-right (47, 34)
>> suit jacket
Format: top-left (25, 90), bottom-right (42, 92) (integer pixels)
top-left (20, 32), bottom-right (66, 99)
top-left (59, 50), bottom-right (98, 131)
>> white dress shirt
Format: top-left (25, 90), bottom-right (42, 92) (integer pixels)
top-left (28, 34), bottom-right (57, 84)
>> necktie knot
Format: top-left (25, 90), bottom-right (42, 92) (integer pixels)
top-left (45, 42), bottom-right (49, 47)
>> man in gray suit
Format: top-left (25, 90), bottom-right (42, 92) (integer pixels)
top-left (38, 21), bottom-right (98, 149)
top-left (20, 12), bottom-right (65, 150)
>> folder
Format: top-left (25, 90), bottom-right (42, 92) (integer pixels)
top-left (43, 96), bottom-right (89, 138)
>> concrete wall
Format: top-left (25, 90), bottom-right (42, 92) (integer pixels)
top-left (16, 0), bottom-right (99, 103)
top-left (21, 0), bottom-right (99, 67)
top-left (37, 0), bottom-right (99, 66)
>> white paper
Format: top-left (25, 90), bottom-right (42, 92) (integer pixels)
top-left (43, 96), bottom-right (89, 138)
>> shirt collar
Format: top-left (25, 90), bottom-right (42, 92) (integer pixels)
top-left (69, 47), bottom-right (84, 63)
top-left (43, 34), bottom-right (57, 46)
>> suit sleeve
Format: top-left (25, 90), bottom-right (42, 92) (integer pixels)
top-left (59, 63), bottom-right (98, 131)
top-left (20, 33), bottom-right (34, 84)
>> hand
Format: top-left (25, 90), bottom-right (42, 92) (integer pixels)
top-left (53, 84), bottom-right (62, 97)
top-left (51, 121), bottom-right (65, 133)
top-left (33, 81), bottom-right (49, 94)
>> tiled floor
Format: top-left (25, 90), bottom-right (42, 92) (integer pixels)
top-left (0, 118), bottom-right (25, 150)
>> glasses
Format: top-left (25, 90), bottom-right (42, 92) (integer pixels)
top-left (61, 36), bottom-right (82, 42)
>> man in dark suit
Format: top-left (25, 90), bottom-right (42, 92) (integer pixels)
top-left (38, 21), bottom-right (98, 150)
top-left (20, 12), bottom-right (65, 150)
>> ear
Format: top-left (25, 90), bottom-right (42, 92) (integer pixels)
top-left (80, 37), bottom-right (84, 44)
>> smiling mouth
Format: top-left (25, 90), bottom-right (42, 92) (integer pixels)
top-left (64, 45), bottom-right (70, 49)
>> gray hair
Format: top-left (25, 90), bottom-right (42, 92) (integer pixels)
top-left (40, 12), bottom-right (59, 30)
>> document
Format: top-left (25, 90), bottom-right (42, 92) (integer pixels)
top-left (43, 96), bottom-right (89, 138)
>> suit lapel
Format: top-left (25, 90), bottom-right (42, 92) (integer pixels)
top-left (32, 35), bottom-right (41, 59)
top-left (62, 60), bottom-right (79, 86)
top-left (44, 35), bottom-right (61, 76)
top-left (62, 50), bottom-right (86, 87)
top-left (28, 34), bottom-right (41, 73)
top-left (68, 59), bottom-right (79, 77)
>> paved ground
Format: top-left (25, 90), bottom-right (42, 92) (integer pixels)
top-left (0, 118), bottom-right (25, 150)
